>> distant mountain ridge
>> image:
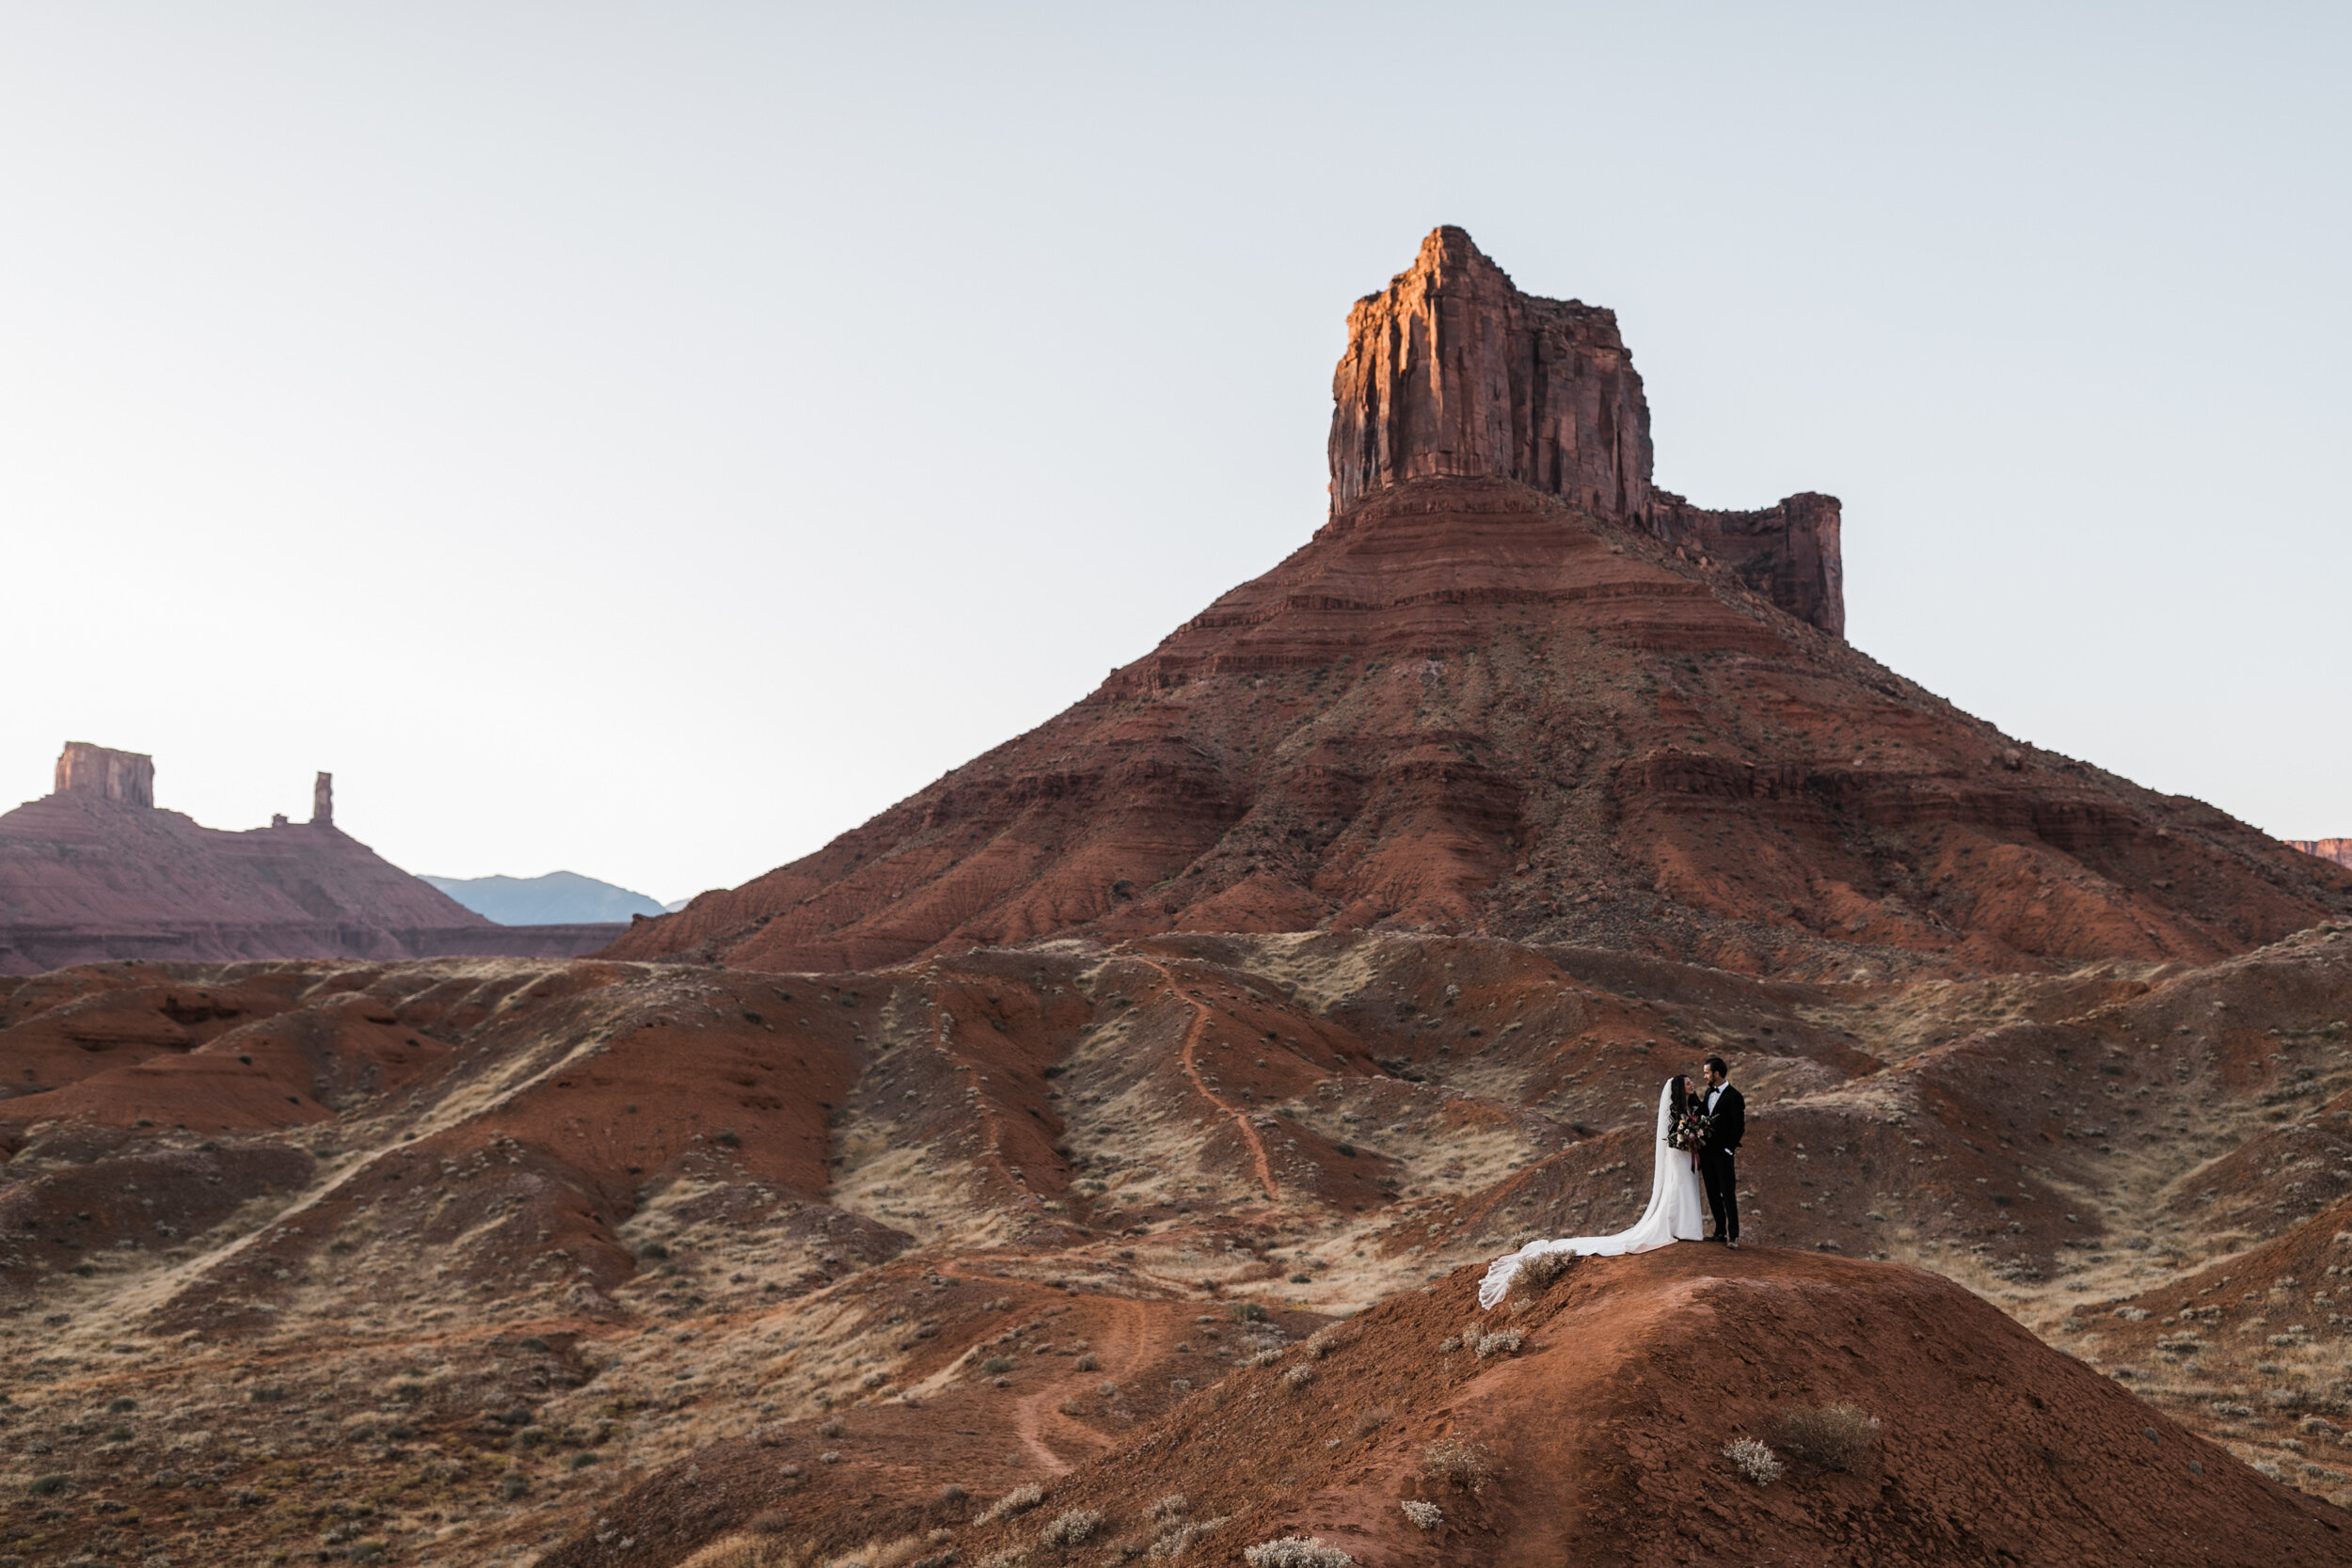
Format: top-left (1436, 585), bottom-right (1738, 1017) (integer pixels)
top-left (0, 743), bottom-right (627, 973)
top-left (421, 870), bottom-right (665, 926)
top-left (2288, 839), bottom-right (2352, 870)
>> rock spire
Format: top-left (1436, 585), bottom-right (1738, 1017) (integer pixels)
top-left (1327, 226), bottom-right (1846, 636)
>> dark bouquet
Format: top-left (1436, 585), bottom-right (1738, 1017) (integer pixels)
top-left (1667, 1106), bottom-right (1713, 1159)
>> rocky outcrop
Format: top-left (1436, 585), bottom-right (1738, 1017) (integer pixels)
top-left (311, 770), bottom-right (333, 827)
top-left (1329, 227), bottom-right (1654, 523)
top-left (54, 742), bottom-right (154, 808)
top-left (2289, 838), bottom-right (2352, 870)
top-left (1327, 226), bottom-right (1845, 635)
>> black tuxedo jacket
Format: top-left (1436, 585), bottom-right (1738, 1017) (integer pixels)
top-left (1704, 1084), bottom-right (1745, 1154)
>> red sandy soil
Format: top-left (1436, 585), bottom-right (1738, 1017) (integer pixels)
top-left (608, 477), bottom-right (2351, 982)
top-left (569, 1247), bottom-right (2343, 1568)
top-left (0, 925), bottom-right (2343, 1562)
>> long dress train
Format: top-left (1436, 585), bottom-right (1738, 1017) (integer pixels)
top-left (1476, 1078), bottom-right (1707, 1308)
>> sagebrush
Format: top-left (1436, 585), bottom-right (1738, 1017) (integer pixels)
top-left (1774, 1404), bottom-right (1878, 1471)
top-left (1421, 1436), bottom-right (1493, 1495)
top-left (1037, 1508), bottom-right (1102, 1547)
top-left (1723, 1437), bottom-right (1783, 1485)
top-left (1242, 1537), bottom-right (1354, 1567)
top-left (977, 1483), bottom-right (1043, 1525)
top-left (1516, 1249), bottom-right (1578, 1292)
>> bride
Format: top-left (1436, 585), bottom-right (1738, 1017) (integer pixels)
top-left (1477, 1074), bottom-right (1707, 1308)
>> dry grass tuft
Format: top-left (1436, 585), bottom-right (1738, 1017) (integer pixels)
top-left (1722, 1436), bottom-right (1783, 1485)
top-left (1147, 1516), bottom-right (1228, 1559)
top-left (1421, 1436), bottom-right (1494, 1495)
top-left (1242, 1537), bottom-right (1354, 1567)
top-left (1514, 1249), bottom-right (1578, 1293)
top-left (977, 1482), bottom-right (1044, 1525)
top-left (1774, 1404), bottom-right (1878, 1471)
top-left (678, 1536), bottom-right (805, 1568)
top-left (1038, 1507), bottom-right (1103, 1546)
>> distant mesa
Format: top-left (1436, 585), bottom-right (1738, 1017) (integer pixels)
top-left (421, 870), bottom-right (666, 926)
top-left (2287, 838), bottom-right (2352, 871)
top-left (0, 743), bottom-right (627, 974)
top-left (602, 227), bottom-right (2352, 977)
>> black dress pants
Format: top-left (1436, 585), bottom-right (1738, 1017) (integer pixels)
top-left (1700, 1148), bottom-right (1739, 1242)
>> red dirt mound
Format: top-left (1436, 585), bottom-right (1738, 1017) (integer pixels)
top-left (558, 1245), bottom-right (2346, 1567)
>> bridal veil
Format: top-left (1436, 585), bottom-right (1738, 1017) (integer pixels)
top-left (1476, 1077), bottom-right (1706, 1308)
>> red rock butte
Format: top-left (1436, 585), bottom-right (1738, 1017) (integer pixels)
top-left (605, 229), bottom-right (2351, 978)
top-left (0, 742), bottom-right (624, 973)
top-left (2290, 838), bottom-right (2352, 872)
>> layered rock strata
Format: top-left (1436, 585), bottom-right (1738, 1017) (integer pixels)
top-left (1328, 226), bottom-right (1845, 634)
top-left (603, 475), bottom-right (2349, 978)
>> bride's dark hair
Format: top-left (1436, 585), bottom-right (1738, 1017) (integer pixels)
top-left (1668, 1074), bottom-right (1690, 1114)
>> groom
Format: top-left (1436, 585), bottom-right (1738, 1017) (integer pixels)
top-left (1699, 1055), bottom-right (1745, 1247)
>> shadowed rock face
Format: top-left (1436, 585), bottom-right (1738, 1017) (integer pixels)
top-left (1328, 226), bottom-right (1844, 635)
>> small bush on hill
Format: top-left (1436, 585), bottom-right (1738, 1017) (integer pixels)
top-left (1244, 1538), bottom-right (1353, 1567)
top-left (1516, 1250), bottom-right (1577, 1291)
top-left (977, 1483), bottom-right (1043, 1524)
top-left (1038, 1507), bottom-right (1102, 1546)
top-left (1421, 1436), bottom-right (1492, 1495)
top-left (1722, 1437), bottom-right (1783, 1485)
top-left (1774, 1404), bottom-right (1877, 1470)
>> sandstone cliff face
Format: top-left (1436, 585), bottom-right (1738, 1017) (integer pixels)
top-left (1327, 227), bottom-right (1845, 635)
top-left (1328, 227), bottom-right (1654, 522)
top-left (54, 742), bottom-right (154, 808)
top-left (2289, 838), bottom-right (2352, 870)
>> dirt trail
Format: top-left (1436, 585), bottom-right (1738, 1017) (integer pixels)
top-left (1010, 1295), bottom-right (1170, 1474)
top-left (1139, 958), bottom-right (1279, 1203)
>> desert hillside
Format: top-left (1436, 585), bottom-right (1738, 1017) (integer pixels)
top-left (0, 927), bottom-right (2346, 1562)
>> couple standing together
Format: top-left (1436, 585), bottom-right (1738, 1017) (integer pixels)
top-left (1477, 1056), bottom-right (1746, 1309)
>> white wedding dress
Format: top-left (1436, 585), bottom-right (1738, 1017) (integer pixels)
top-left (1477, 1078), bottom-right (1707, 1308)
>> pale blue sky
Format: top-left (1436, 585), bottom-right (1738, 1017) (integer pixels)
top-left (4, 4), bottom-right (2345, 903)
